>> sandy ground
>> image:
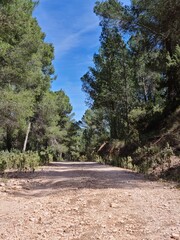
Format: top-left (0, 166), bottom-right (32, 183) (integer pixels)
top-left (0, 162), bottom-right (180, 240)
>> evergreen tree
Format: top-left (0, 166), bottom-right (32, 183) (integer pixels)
top-left (82, 20), bottom-right (135, 140)
top-left (94, 0), bottom-right (180, 103)
top-left (0, 0), bottom-right (75, 161)
top-left (80, 109), bottom-right (109, 160)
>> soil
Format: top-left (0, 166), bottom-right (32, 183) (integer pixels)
top-left (0, 162), bottom-right (180, 240)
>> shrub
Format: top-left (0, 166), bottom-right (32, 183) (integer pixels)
top-left (0, 151), bottom-right (40, 173)
top-left (132, 143), bottom-right (174, 173)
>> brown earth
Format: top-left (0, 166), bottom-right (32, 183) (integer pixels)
top-left (0, 162), bottom-right (180, 240)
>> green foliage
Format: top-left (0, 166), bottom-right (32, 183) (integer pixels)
top-left (79, 109), bottom-right (109, 160)
top-left (29, 90), bottom-right (74, 159)
top-left (167, 45), bottom-right (180, 68)
top-left (0, 0), bottom-right (78, 163)
top-left (0, 0), bottom-right (54, 92)
top-left (94, 0), bottom-right (180, 102)
top-left (133, 143), bottom-right (174, 173)
top-left (0, 89), bottom-right (34, 129)
top-left (81, 21), bottom-right (136, 140)
top-left (39, 149), bottom-right (53, 165)
top-left (80, 0), bottom-right (179, 176)
top-left (167, 45), bottom-right (180, 98)
top-left (0, 158), bottom-right (7, 173)
top-left (112, 156), bottom-right (135, 170)
top-left (0, 151), bottom-right (40, 173)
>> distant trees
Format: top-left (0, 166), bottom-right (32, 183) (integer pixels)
top-left (80, 109), bottom-right (109, 160)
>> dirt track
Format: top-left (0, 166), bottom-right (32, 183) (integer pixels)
top-left (0, 162), bottom-right (180, 240)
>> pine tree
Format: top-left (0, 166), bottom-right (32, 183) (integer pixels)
top-left (94, 0), bottom-right (180, 103)
top-left (82, 20), bottom-right (135, 140)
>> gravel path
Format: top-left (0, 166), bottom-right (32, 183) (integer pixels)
top-left (0, 162), bottom-right (180, 240)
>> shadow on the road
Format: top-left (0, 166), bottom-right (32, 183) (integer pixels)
top-left (4, 162), bottom-right (150, 197)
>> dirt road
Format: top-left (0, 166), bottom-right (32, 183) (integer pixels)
top-left (0, 162), bottom-right (180, 240)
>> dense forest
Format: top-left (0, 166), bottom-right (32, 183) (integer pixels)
top-left (0, 0), bottom-right (81, 170)
top-left (80, 0), bottom-right (180, 179)
top-left (0, 0), bottom-right (179, 180)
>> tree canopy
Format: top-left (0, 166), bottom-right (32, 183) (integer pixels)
top-left (80, 0), bottom-right (180, 161)
top-left (0, 0), bottom-right (79, 162)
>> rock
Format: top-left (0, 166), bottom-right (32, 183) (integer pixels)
top-left (38, 217), bottom-right (42, 224)
top-left (0, 182), bottom-right (5, 187)
top-left (171, 233), bottom-right (180, 240)
top-left (109, 203), bottom-right (119, 208)
top-left (72, 207), bottom-right (78, 211)
top-left (29, 217), bottom-right (36, 222)
top-left (119, 220), bottom-right (125, 224)
top-left (43, 211), bottom-right (49, 216)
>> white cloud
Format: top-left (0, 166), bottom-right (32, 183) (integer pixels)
top-left (34, 1), bottom-right (100, 59)
top-left (55, 21), bottom-right (99, 57)
top-left (34, 0), bottom-right (100, 120)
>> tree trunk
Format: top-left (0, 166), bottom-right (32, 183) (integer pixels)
top-left (165, 38), bottom-right (177, 102)
top-left (23, 121), bottom-right (31, 152)
top-left (110, 114), bottom-right (118, 139)
top-left (6, 127), bottom-right (12, 152)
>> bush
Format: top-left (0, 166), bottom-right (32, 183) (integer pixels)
top-left (39, 150), bottom-right (51, 165)
top-left (0, 151), bottom-right (40, 173)
top-left (132, 143), bottom-right (174, 173)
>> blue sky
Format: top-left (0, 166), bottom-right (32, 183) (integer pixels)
top-left (34, 0), bottom-right (131, 121)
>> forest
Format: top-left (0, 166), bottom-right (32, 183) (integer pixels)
top-left (0, 0), bottom-right (179, 180)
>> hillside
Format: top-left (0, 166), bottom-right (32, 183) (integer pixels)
top-left (97, 107), bottom-right (180, 182)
